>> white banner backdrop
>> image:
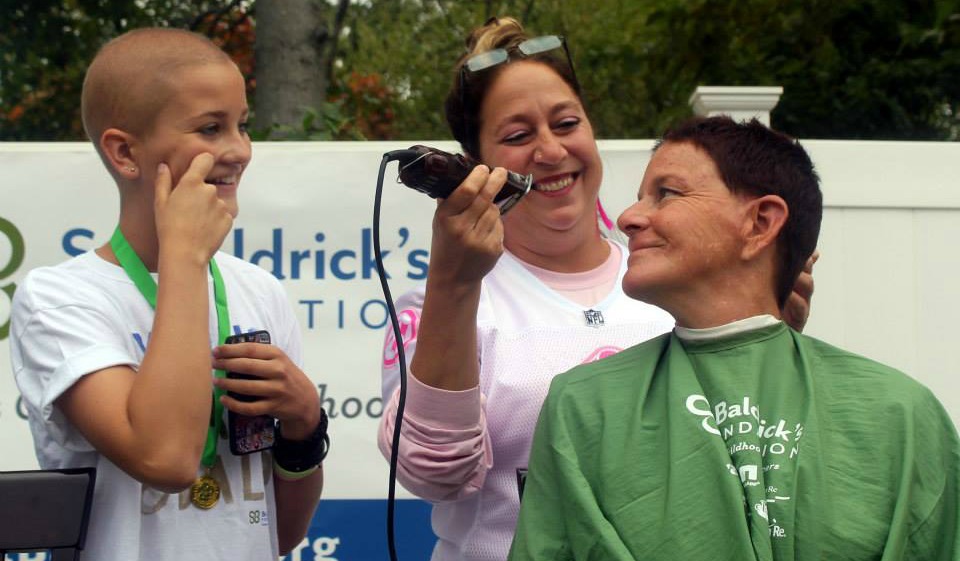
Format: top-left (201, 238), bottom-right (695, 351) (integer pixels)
top-left (1, 139), bottom-right (959, 559)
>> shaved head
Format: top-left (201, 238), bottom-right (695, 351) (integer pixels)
top-left (81, 28), bottom-right (234, 148)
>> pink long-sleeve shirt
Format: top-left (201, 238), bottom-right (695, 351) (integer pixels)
top-left (379, 242), bottom-right (675, 561)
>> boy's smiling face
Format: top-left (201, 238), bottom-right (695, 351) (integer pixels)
top-left (132, 60), bottom-right (251, 218)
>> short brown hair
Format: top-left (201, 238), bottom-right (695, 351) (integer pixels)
top-left (658, 116), bottom-right (822, 306)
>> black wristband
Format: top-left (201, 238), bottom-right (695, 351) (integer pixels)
top-left (273, 408), bottom-right (329, 473)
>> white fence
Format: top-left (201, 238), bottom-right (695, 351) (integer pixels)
top-left (2, 138), bottom-right (959, 488)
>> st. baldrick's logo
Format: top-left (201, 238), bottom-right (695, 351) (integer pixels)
top-left (0, 216), bottom-right (26, 341)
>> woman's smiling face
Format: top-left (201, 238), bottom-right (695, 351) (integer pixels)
top-left (618, 141), bottom-right (754, 308)
top-left (476, 61), bottom-right (603, 244)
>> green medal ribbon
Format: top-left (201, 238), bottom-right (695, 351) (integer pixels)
top-left (109, 226), bottom-right (229, 470)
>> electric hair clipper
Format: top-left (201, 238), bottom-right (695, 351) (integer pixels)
top-left (396, 145), bottom-right (532, 214)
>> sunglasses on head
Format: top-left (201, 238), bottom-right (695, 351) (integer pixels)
top-left (461, 35), bottom-right (579, 87)
top-left (458, 35), bottom-right (580, 154)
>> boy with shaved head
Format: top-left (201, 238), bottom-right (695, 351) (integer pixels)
top-left (510, 117), bottom-right (960, 560)
top-left (11, 28), bottom-right (326, 560)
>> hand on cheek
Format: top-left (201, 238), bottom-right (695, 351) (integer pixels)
top-left (154, 152), bottom-right (234, 264)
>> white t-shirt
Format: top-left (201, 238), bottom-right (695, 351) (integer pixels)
top-left (10, 250), bottom-right (302, 561)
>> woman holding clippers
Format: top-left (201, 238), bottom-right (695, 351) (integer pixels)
top-left (378, 16), bottom-right (814, 561)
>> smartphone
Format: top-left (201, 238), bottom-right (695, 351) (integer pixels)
top-left (224, 330), bottom-right (276, 455)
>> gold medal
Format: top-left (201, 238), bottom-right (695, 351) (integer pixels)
top-left (190, 470), bottom-right (220, 509)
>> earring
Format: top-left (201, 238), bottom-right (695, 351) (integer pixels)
top-left (125, 166), bottom-right (137, 173)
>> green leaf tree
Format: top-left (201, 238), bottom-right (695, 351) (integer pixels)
top-left (2, 0), bottom-right (958, 141)
top-left (0, 0), bottom-right (256, 140)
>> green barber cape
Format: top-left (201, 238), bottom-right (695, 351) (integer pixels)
top-left (510, 323), bottom-right (960, 561)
